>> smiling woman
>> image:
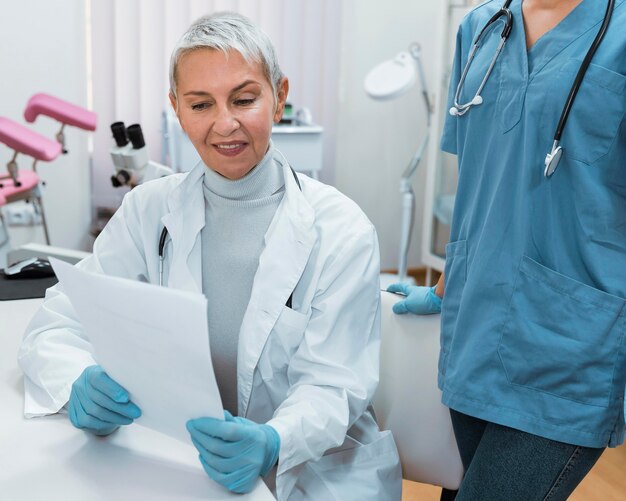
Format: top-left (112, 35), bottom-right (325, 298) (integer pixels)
top-left (170, 48), bottom-right (288, 180)
top-left (18, 11), bottom-right (402, 501)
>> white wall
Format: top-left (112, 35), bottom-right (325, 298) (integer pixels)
top-left (0, 0), bottom-right (91, 251)
top-left (336, 0), bottom-right (442, 271)
top-left (89, 0), bottom-right (342, 210)
top-left (0, 0), bottom-right (447, 268)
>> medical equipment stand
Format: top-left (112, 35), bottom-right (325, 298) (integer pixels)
top-left (365, 43), bottom-right (432, 287)
top-left (394, 128), bottom-right (430, 287)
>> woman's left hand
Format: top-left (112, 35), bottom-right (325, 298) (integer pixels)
top-left (186, 411), bottom-right (280, 493)
top-left (387, 283), bottom-right (442, 315)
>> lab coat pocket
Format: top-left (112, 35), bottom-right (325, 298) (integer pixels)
top-left (498, 256), bottom-right (626, 407)
top-left (440, 240), bottom-right (467, 376)
top-left (317, 430), bottom-right (398, 468)
top-left (548, 59), bottom-right (626, 165)
top-left (294, 431), bottom-right (400, 500)
top-left (257, 306), bottom-right (310, 383)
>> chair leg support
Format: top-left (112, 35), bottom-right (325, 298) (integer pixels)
top-left (0, 211), bottom-right (9, 248)
top-left (35, 197), bottom-right (51, 245)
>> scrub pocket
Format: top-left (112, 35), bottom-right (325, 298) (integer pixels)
top-left (498, 256), bottom-right (625, 407)
top-left (440, 240), bottom-right (468, 376)
top-left (257, 305), bottom-right (309, 383)
top-left (545, 59), bottom-right (626, 165)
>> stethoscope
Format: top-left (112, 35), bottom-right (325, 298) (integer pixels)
top-left (158, 155), bottom-right (302, 310)
top-left (449, 0), bottom-right (615, 177)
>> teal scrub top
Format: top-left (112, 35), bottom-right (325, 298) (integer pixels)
top-left (440, 0), bottom-right (626, 448)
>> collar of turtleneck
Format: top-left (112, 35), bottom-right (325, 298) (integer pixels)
top-left (202, 144), bottom-right (284, 202)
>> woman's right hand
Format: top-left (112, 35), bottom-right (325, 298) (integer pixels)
top-left (68, 365), bottom-right (141, 436)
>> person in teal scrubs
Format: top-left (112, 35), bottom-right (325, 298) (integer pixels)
top-left (388, 0), bottom-right (626, 499)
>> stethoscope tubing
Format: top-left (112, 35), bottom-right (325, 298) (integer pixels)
top-left (553, 0), bottom-right (615, 143)
top-left (452, 7), bottom-right (512, 115)
top-left (452, 0), bottom-right (615, 176)
top-left (158, 225), bottom-right (168, 287)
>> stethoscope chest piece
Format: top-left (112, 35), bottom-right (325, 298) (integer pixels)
top-left (544, 143), bottom-right (563, 177)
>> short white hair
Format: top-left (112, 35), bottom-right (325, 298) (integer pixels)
top-left (169, 12), bottom-right (284, 99)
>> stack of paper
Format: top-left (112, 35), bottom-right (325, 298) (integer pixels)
top-left (50, 258), bottom-right (223, 442)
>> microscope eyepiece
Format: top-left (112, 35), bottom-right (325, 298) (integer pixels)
top-left (110, 122), bottom-right (129, 147)
top-left (127, 124), bottom-right (146, 150)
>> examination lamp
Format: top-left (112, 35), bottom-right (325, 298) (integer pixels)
top-left (364, 43), bottom-right (432, 286)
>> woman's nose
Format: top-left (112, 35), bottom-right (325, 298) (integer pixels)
top-left (213, 106), bottom-right (240, 136)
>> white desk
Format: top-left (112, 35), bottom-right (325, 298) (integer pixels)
top-left (0, 299), bottom-right (274, 501)
top-left (270, 125), bottom-right (323, 180)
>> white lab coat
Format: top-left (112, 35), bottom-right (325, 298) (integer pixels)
top-left (18, 153), bottom-right (402, 500)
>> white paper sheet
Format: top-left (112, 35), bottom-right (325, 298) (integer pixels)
top-left (50, 258), bottom-right (223, 442)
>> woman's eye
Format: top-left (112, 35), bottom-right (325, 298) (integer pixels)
top-left (234, 98), bottom-right (255, 106)
top-left (191, 102), bottom-right (210, 111)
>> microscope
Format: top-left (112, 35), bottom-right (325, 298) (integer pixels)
top-left (109, 122), bottom-right (173, 188)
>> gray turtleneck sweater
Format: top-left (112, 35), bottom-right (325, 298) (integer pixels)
top-left (201, 148), bottom-right (285, 414)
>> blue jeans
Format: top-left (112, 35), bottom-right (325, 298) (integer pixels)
top-left (449, 409), bottom-right (605, 501)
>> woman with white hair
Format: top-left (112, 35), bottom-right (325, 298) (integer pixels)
top-left (19, 12), bottom-right (401, 500)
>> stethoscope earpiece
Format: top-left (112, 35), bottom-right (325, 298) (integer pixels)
top-left (450, 94), bottom-right (483, 116)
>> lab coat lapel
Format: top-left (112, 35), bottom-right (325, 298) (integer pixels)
top-left (160, 162), bottom-right (205, 293)
top-left (238, 161), bottom-right (315, 416)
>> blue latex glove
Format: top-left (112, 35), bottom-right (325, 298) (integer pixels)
top-left (187, 411), bottom-right (280, 494)
top-left (387, 283), bottom-right (442, 315)
top-left (68, 365), bottom-right (141, 436)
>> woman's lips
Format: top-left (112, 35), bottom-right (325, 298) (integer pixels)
top-left (213, 142), bottom-right (247, 157)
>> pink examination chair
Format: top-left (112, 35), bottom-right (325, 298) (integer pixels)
top-left (0, 94), bottom-right (96, 245)
top-left (24, 93), bottom-right (97, 154)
